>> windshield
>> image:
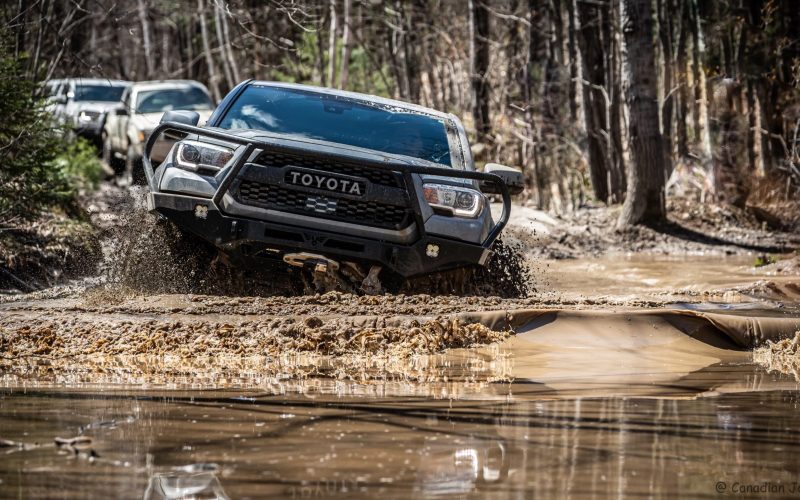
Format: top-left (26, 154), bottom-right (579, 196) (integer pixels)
top-left (136, 87), bottom-right (214, 114)
top-left (218, 85), bottom-right (454, 166)
top-left (74, 84), bottom-right (126, 102)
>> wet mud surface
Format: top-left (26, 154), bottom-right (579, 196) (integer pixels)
top-left (3, 186), bottom-right (800, 497)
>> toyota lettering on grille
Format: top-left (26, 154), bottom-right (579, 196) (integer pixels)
top-left (285, 169), bottom-right (367, 197)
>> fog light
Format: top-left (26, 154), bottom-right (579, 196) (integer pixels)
top-left (426, 244), bottom-right (440, 258)
top-left (194, 204), bottom-right (208, 219)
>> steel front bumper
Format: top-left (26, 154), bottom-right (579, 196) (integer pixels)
top-left (144, 122), bottom-right (511, 278)
top-left (150, 192), bottom-right (491, 277)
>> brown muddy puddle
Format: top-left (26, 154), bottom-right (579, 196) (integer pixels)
top-left (540, 254), bottom-right (800, 304)
top-left (3, 307), bottom-right (800, 498)
top-left (3, 363), bottom-right (800, 498)
top-left (2, 254), bottom-right (800, 498)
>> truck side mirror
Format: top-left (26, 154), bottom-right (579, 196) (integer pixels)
top-left (115, 106), bottom-right (129, 116)
top-left (161, 110), bottom-right (200, 126)
top-left (481, 163), bottom-right (524, 196)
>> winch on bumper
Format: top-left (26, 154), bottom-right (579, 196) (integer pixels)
top-left (143, 122), bottom-right (511, 279)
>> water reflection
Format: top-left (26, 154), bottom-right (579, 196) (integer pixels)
top-left (1, 362), bottom-right (800, 498)
top-left (144, 470), bottom-right (229, 500)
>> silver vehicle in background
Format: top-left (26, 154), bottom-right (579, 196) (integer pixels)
top-left (42, 78), bottom-right (130, 147)
top-left (102, 80), bottom-right (215, 184)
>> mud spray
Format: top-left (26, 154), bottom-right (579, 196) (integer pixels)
top-left (101, 190), bottom-right (536, 298)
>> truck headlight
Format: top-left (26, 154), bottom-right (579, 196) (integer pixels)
top-left (422, 183), bottom-right (484, 218)
top-left (175, 140), bottom-right (234, 172)
top-left (77, 111), bottom-right (94, 123)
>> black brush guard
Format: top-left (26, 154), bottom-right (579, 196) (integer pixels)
top-left (142, 122), bottom-right (512, 275)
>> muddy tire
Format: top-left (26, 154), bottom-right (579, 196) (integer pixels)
top-left (396, 239), bottom-right (533, 297)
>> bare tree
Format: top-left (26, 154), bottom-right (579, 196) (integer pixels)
top-left (618, 0), bottom-right (669, 227)
top-left (198, 0), bottom-right (221, 101)
top-left (469, 0), bottom-right (490, 144)
top-left (137, 0), bottom-right (154, 79)
top-left (577, 0), bottom-right (613, 203)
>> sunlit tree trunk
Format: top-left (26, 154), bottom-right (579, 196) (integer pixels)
top-left (138, 0), bottom-right (154, 79)
top-left (689, 0), bottom-right (711, 164)
top-left (214, 3), bottom-right (233, 90)
top-left (676, 0), bottom-right (689, 158)
top-left (220, 2), bottom-right (240, 83)
top-left (198, 0), bottom-right (221, 102)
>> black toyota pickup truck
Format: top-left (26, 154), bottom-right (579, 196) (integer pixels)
top-left (142, 81), bottom-right (522, 292)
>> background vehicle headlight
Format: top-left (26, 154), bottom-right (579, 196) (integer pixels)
top-left (422, 183), bottom-right (484, 218)
top-left (175, 140), bottom-right (234, 172)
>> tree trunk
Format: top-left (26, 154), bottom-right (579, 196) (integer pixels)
top-left (618, 0), bottom-right (669, 227)
top-left (403, 1), bottom-right (423, 103)
top-left (657, 0), bottom-right (674, 168)
top-left (566, 0), bottom-right (580, 123)
top-left (198, 0), bottom-right (221, 102)
top-left (608, 0), bottom-right (627, 200)
top-left (214, 2), bottom-right (233, 90)
top-left (317, 12), bottom-right (327, 86)
top-left (577, 1), bottom-right (611, 203)
top-left (689, 0), bottom-right (711, 163)
top-left (327, 0), bottom-right (338, 88)
top-left (137, 0), bottom-right (154, 79)
top-left (338, 0), bottom-right (351, 89)
top-left (675, 0), bottom-right (689, 157)
top-left (469, 0), bottom-right (491, 144)
top-left (219, 2), bottom-right (241, 83)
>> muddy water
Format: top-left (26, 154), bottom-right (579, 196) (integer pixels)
top-left (2, 363), bottom-right (800, 498)
top-left (541, 254), bottom-right (800, 304)
top-left (2, 254), bottom-right (800, 498)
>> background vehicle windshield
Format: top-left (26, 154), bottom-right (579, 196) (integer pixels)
top-left (136, 87), bottom-right (214, 114)
top-left (74, 84), bottom-right (125, 102)
top-left (218, 85), bottom-right (454, 166)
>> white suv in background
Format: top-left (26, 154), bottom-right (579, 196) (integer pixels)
top-left (43, 78), bottom-right (130, 147)
top-left (103, 80), bottom-right (215, 184)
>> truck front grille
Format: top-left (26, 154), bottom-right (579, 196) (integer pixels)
top-left (256, 151), bottom-right (404, 188)
top-left (236, 180), bottom-right (412, 230)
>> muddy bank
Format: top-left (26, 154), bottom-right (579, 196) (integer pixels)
top-left (0, 215), bottom-right (100, 293)
top-left (510, 197), bottom-right (800, 260)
